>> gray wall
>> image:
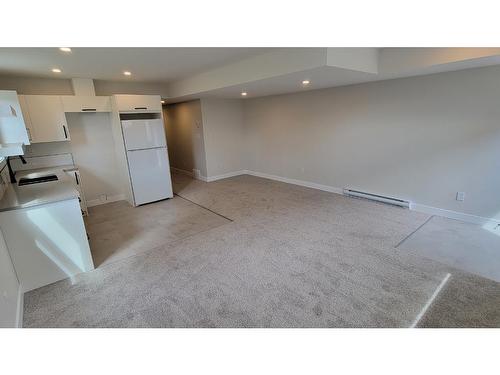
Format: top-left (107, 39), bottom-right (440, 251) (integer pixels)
top-left (243, 65), bottom-right (500, 220)
top-left (163, 100), bottom-right (208, 177)
top-left (93, 80), bottom-right (169, 97)
top-left (200, 98), bottom-right (244, 177)
top-left (0, 74), bottom-right (168, 97)
top-left (0, 75), bottom-right (73, 95)
top-left (164, 98), bottom-right (244, 179)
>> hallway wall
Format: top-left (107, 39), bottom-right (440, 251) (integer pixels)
top-left (163, 100), bottom-right (208, 178)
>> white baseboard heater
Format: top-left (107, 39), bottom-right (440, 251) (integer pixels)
top-left (343, 188), bottom-right (411, 208)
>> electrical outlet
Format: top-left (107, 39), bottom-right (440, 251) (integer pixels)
top-left (456, 192), bottom-right (465, 201)
top-left (99, 194), bottom-right (107, 202)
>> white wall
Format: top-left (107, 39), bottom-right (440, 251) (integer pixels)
top-left (200, 98), bottom-right (244, 178)
top-left (243, 65), bottom-right (500, 221)
top-left (0, 228), bottom-right (20, 327)
top-left (66, 113), bottom-right (122, 202)
top-left (163, 100), bottom-right (208, 177)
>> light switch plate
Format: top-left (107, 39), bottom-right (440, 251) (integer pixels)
top-left (456, 192), bottom-right (465, 201)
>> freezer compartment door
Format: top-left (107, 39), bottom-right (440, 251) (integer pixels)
top-left (127, 147), bottom-right (173, 205)
top-left (121, 119), bottom-right (167, 150)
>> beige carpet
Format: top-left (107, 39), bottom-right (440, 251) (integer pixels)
top-left (23, 172), bottom-right (500, 327)
top-left (86, 197), bottom-right (230, 267)
top-left (398, 216), bottom-right (500, 282)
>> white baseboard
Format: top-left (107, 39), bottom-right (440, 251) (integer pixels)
top-left (244, 170), bottom-right (500, 226)
top-left (189, 169), bottom-right (208, 182)
top-left (171, 167), bottom-right (194, 177)
top-left (173, 165), bottom-right (500, 226)
top-left (87, 194), bottom-right (126, 207)
top-left (411, 203), bottom-right (500, 226)
top-left (206, 170), bottom-right (247, 182)
top-left (194, 174), bottom-right (208, 182)
top-left (172, 168), bottom-right (245, 183)
top-left (16, 286), bottom-right (23, 328)
top-left (245, 170), bottom-right (344, 195)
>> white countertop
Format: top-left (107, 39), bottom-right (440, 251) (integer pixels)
top-left (0, 165), bottom-right (79, 212)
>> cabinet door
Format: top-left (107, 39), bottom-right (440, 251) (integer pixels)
top-left (114, 95), bottom-right (162, 113)
top-left (64, 169), bottom-right (89, 216)
top-left (0, 228), bottom-right (20, 327)
top-left (74, 170), bottom-right (88, 216)
top-left (61, 96), bottom-right (111, 112)
top-left (24, 95), bottom-right (69, 142)
top-left (18, 95), bottom-right (33, 143)
top-left (0, 90), bottom-right (30, 146)
top-left (0, 199), bottom-right (94, 292)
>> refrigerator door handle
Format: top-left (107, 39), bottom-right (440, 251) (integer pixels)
top-left (127, 146), bottom-right (167, 152)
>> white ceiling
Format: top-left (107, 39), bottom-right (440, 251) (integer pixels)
top-left (183, 66), bottom-right (378, 101)
top-left (201, 54), bottom-right (500, 101)
top-left (0, 47), bottom-right (273, 82)
top-left (1, 47), bottom-right (500, 102)
top-left (164, 48), bottom-right (500, 102)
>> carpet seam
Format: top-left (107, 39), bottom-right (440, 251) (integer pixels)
top-left (394, 215), bottom-right (435, 248)
top-left (174, 193), bottom-right (234, 222)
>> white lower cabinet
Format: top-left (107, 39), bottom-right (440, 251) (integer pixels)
top-left (0, 229), bottom-right (20, 328)
top-left (0, 198), bottom-right (94, 292)
top-left (64, 168), bottom-right (89, 216)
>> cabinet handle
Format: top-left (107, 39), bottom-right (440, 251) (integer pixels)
top-left (82, 108), bottom-right (97, 112)
top-left (74, 172), bottom-right (79, 185)
top-left (63, 125), bottom-right (68, 139)
top-left (134, 107), bottom-right (147, 110)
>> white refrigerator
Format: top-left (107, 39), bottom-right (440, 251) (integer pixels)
top-left (121, 118), bottom-right (173, 206)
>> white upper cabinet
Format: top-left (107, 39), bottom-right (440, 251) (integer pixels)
top-left (18, 95), bottom-right (33, 143)
top-left (23, 95), bottom-right (70, 143)
top-left (61, 96), bottom-right (111, 113)
top-left (114, 95), bottom-right (162, 113)
top-left (0, 90), bottom-right (30, 151)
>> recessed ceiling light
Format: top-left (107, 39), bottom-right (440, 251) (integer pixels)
top-left (161, 100), bottom-right (165, 104)
top-left (52, 68), bottom-right (62, 73)
top-left (123, 71), bottom-right (132, 76)
top-left (59, 47), bottom-right (71, 52)
top-left (241, 92), bottom-right (247, 97)
top-left (302, 80), bottom-right (310, 85)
